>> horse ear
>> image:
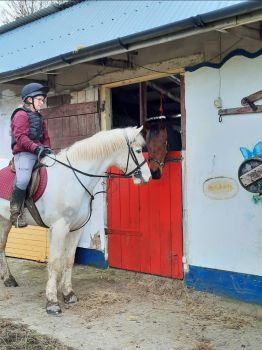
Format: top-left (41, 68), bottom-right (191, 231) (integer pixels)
top-left (133, 125), bottom-right (143, 135)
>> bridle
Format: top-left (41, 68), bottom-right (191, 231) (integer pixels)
top-left (43, 133), bottom-right (147, 231)
top-left (122, 134), bottom-right (146, 179)
top-left (148, 141), bottom-right (182, 168)
top-left (149, 156), bottom-right (166, 168)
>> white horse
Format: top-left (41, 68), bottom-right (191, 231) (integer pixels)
top-left (0, 126), bottom-right (151, 314)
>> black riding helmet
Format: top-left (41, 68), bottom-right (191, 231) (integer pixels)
top-left (21, 83), bottom-right (49, 102)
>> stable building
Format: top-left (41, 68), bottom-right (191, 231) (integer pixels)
top-left (0, 0), bottom-right (261, 303)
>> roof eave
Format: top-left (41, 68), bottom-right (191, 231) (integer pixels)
top-left (1, 1), bottom-right (262, 83)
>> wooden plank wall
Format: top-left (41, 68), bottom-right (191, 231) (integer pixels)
top-left (6, 226), bottom-right (48, 262)
top-left (41, 102), bottom-right (100, 151)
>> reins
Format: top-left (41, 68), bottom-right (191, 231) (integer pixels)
top-left (42, 134), bottom-right (147, 232)
top-left (65, 154), bottom-right (105, 232)
top-left (45, 143), bottom-right (146, 180)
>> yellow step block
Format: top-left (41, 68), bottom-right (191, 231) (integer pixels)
top-left (6, 226), bottom-right (48, 262)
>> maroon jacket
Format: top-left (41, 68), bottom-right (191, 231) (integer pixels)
top-left (11, 109), bottom-right (51, 155)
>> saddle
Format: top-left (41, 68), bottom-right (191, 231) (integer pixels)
top-left (9, 158), bottom-right (42, 198)
top-left (0, 159), bottom-right (48, 227)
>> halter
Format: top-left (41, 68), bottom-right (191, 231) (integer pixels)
top-left (148, 154), bottom-right (167, 168)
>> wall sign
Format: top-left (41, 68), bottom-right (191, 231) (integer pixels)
top-left (203, 177), bottom-right (239, 200)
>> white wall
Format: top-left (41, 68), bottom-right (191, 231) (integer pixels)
top-left (0, 89), bottom-right (20, 167)
top-left (185, 54), bottom-right (262, 276)
top-left (77, 179), bottom-right (106, 253)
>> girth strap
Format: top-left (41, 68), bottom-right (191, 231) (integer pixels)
top-left (25, 198), bottom-right (48, 228)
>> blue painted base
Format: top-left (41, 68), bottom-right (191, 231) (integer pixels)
top-left (185, 265), bottom-right (262, 304)
top-left (75, 247), bottom-right (108, 269)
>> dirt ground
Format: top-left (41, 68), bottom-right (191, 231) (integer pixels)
top-left (0, 258), bottom-right (262, 350)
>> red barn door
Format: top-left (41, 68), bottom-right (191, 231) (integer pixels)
top-left (107, 151), bottom-right (183, 279)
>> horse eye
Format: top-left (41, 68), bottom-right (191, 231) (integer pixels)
top-left (136, 149), bottom-right (142, 154)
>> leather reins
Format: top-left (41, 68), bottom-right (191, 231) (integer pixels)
top-left (44, 135), bottom-right (147, 231)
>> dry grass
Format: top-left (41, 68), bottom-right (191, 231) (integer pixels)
top-left (1, 261), bottom-right (261, 350)
top-left (71, 267), bottom-right (256, 331)
top-left (0, 319), bottom-right (75, 350)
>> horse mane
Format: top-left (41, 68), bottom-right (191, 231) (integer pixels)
top-left (57, 127), bottom-right (145, 162)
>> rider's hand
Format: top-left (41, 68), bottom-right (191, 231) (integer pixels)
top-left (43, 146), bottom-right (53, 155)
top-left (34, 146), bottom-right (53, 158)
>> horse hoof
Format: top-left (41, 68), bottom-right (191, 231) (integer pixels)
top-left (46, 301), bottom-right (62, 315)
top-left (4, 276), bottom-right (18, 287)
top-left (63, 291), bottom-right (78, 304)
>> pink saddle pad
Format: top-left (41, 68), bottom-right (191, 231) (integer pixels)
top-left (0, 165), bottom-right (47, 202)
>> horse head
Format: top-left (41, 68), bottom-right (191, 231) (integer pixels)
top-left (119, 126), bottom-right (152, 184)
top-left (144, 117), bottom-right (168, 179)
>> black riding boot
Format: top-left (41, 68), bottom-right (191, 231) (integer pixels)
top-left (10, 186), bottom-right (27, 228)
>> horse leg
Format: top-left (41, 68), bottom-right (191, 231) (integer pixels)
top-left (46, 219), bottom-right (69, 315)
top-left (60, 228), bottom-right (84, 304)
top-left (0, 217), bottom-right (18, 287)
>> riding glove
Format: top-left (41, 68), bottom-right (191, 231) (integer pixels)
top-left (34, 146), bottom-right (53, 158)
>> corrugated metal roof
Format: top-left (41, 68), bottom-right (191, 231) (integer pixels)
top-left (0, 0), bottom-right (254, 75)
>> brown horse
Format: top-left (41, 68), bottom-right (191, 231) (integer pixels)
top-left (145, 117), bottom-right (168, 179)
top-left (145, 116), bottom-right (182, 179)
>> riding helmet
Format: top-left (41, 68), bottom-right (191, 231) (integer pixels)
top-left (21, 83), bottom-right (49, 101)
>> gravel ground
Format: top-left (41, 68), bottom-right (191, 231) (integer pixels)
top-left (0, 258), bottom-right (262, 350)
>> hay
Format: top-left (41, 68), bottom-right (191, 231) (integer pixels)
top-left (0, 319), bottom-right (75, 350)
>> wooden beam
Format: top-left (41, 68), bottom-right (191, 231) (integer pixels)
top-left (100, 86), bottom-right (112, 130)
top-left (241, 90), bottom-right (262, 105)
top-left (95, 58), bottom-right (131, 69)
top-left (147, 81), bottom-right (180, 103)
top-left (219, 105), bottom-right (262, 116)
top-left (93, 54), bottom-right (203, 87)
top-left (139, 82), bottom-right (147, 125)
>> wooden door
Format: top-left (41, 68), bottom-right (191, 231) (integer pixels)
top-left (41, 102), bottom-right (100, 151)
top-left (107, 151), bottom-right (183, 279)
